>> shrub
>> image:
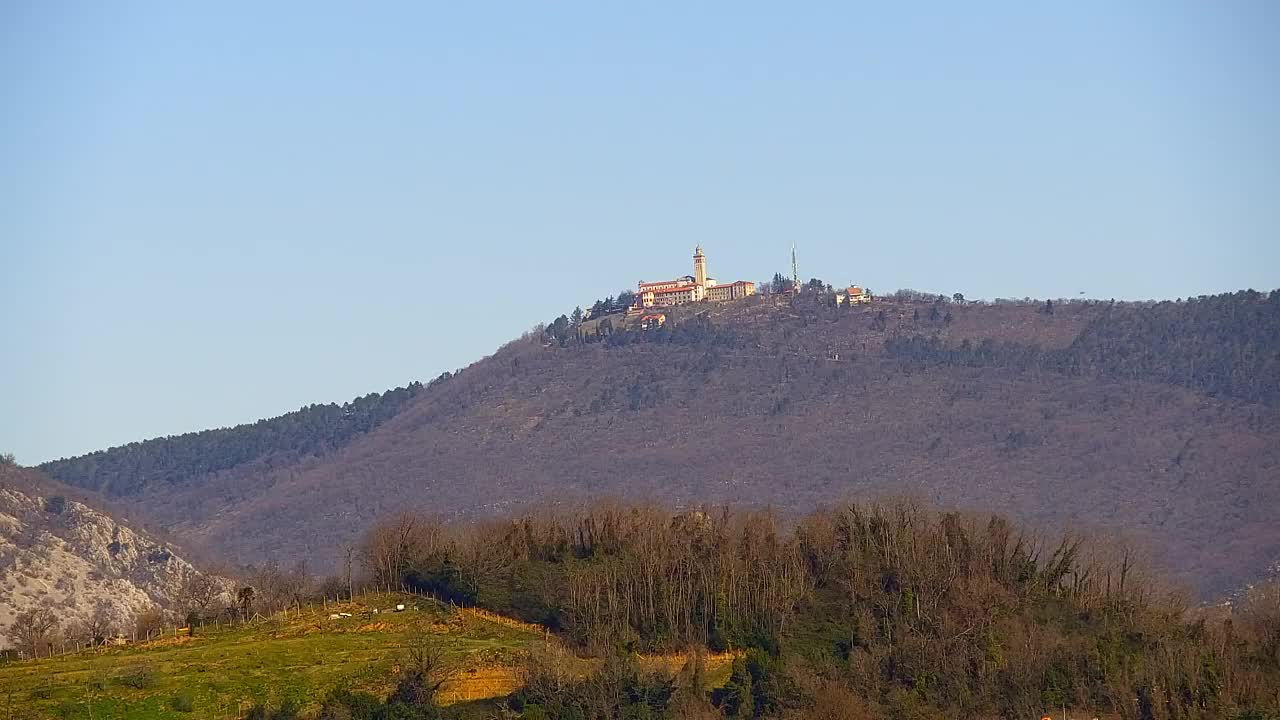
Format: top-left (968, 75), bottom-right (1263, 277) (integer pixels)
top-left (270, 699), bottom-right (300, 720)
top-left (318, 688), bottom-right (382, 720)
top-left (118, 665), bottom-right (157, 689)
top-left (172, 691), bottom-right (195, 712)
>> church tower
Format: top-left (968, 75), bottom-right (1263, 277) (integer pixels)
top-left (693, 245), bottom-right (708, 300)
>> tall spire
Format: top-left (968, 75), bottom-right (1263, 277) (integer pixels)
top-left (791, 241), bottom-right (800, 293)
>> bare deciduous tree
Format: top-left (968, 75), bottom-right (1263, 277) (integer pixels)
top-left (73, 601), bottom-right (121, 645)
top-left (6, 605), bottom-right (60, 657)
top-left (360, 512), bottom-right (445, 589)
top-left (133, 606), bottom-right (169, 640)
top-left (387, 630), bottom-right (455, 708)
top-left (179, 573), bottom-right (225, 617)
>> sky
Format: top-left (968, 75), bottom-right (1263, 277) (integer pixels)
top-left (2, 1), bottom-right (1278, 464)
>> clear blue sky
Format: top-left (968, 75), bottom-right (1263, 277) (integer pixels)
top-left (2, 2), bottom-right (1277, 464)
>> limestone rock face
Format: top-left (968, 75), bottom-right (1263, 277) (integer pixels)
top-left (0, 479), bottom-right (228, 649)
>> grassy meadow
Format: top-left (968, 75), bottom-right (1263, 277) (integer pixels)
top-left (0, 593), bottom-right (537, 719)
top-left (0, 593), bottom-right (737, 720)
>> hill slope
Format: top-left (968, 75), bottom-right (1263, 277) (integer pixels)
top-left (39, 291), bottom-right (1280, 597)
top-left (0, 592), bottom-right (534, 718)
top-left (0, 590), bottom-right (735, 719)
top-left (0, 465), bottom-right (227, 651)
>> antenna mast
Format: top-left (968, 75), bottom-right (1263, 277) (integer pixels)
top-left (791, 241), bottom-right (800, 293)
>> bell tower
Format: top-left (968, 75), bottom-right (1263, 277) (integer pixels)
top-left (693, 245), bottom-right (707, 290)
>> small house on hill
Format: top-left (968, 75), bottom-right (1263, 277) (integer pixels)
top-left (639, 313), bottom-right (667, 330)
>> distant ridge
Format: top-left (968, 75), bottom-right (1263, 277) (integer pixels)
top-left (40, 382), bottom-right (426, 496)
top-left (37, 289), bottom-right (1280, 598)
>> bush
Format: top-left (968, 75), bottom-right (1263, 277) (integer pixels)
top-left (118, 665), bottom-right (156, 689)
top-left (319, 688), bottom-right (382, 720)
top-left (271, 699), bottom-right (300, 720)
top-left (172, 691), bottom-right (195, 712)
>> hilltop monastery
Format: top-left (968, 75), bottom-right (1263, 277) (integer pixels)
top-left (632, 246), bottom-right (756, 310)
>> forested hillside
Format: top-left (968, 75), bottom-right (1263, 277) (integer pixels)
top-left (885, 289), bottom-right (1280, 406)
top-left (353, 501), bottom-right (1280, 719)
top-left (40, 382), bottom-right (424, 496)
top-left (37, 290), bottom-right (1280, 598)
top-left (1069, 290), bottom-right (1280, 405)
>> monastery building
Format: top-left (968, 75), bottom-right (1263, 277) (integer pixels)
top-left (633, 247), bottom-right (756, 310)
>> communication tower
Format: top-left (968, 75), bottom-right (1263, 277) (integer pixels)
top-left (791, 241), bottom-right (800, 293)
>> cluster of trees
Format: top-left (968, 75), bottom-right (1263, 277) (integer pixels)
top-left (886, 290), bottom-right (1280, 406)
top-left (604, 314), bottom-right (738, 350)
top-left (3, 606), bottom-right (61, 658)
top-left (544, 291), bottom-right (641, 346)
top-left (511, 646), bottom-right (708, 719)
top-left (5, 599), bottom-right (182, 658)
top-left (757, 274), bottom-right (834, 295)
top-left (5, 561), bottom-right (351, 660)
top-left (889, 288), bottom-right (950, 304)
top-left (587, 290), bottom-right (636, 318)
top-left (40, 383), bottom-right (424, 496)
top-left (356, 501), bottom-right (1280, 718)
top-left (7, 558), bottom-right (382, 662)
top-left (543, 311), bottom-right (739, 351)
top-left (544, 314), bottom-right (608, 347)
top-left (757, 273), bottom-right (793, 295)
top-left (1069, 290), bottom-right (1280, 405)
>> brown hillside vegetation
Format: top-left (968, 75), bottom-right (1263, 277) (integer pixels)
top-left (39, 291), bottom-right (1280, 598)
top-left (348, 501), bottom-right (1280, 719)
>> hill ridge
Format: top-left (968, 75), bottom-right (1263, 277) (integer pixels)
top-left (33, 289), bottom-right (1280, 599)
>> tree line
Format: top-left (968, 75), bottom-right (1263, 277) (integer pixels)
top-left (354, 500), bottom-right (1280, 719)
top-left (886, 289), bottom-right (1280, 406)
top-left (39, 383), bottom-right (425, 496)
top-left (543, 309), bottom-right (744, 350)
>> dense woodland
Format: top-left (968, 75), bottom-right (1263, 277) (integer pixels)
top-left (886, 289), bottom-right (1280, 407)
top-left (39, 383), bottom-right (425, 496)
top-left (350, 502), bottom-right (1280, 719)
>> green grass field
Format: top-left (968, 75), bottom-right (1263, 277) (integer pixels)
top-left (0, 593), bottom-right (540, 720)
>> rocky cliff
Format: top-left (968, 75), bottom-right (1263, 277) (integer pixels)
top-left (0, 465), bottom-right (227, 649)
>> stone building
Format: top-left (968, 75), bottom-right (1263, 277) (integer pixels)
top-left (635, 247), bottom-right (755, 308)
